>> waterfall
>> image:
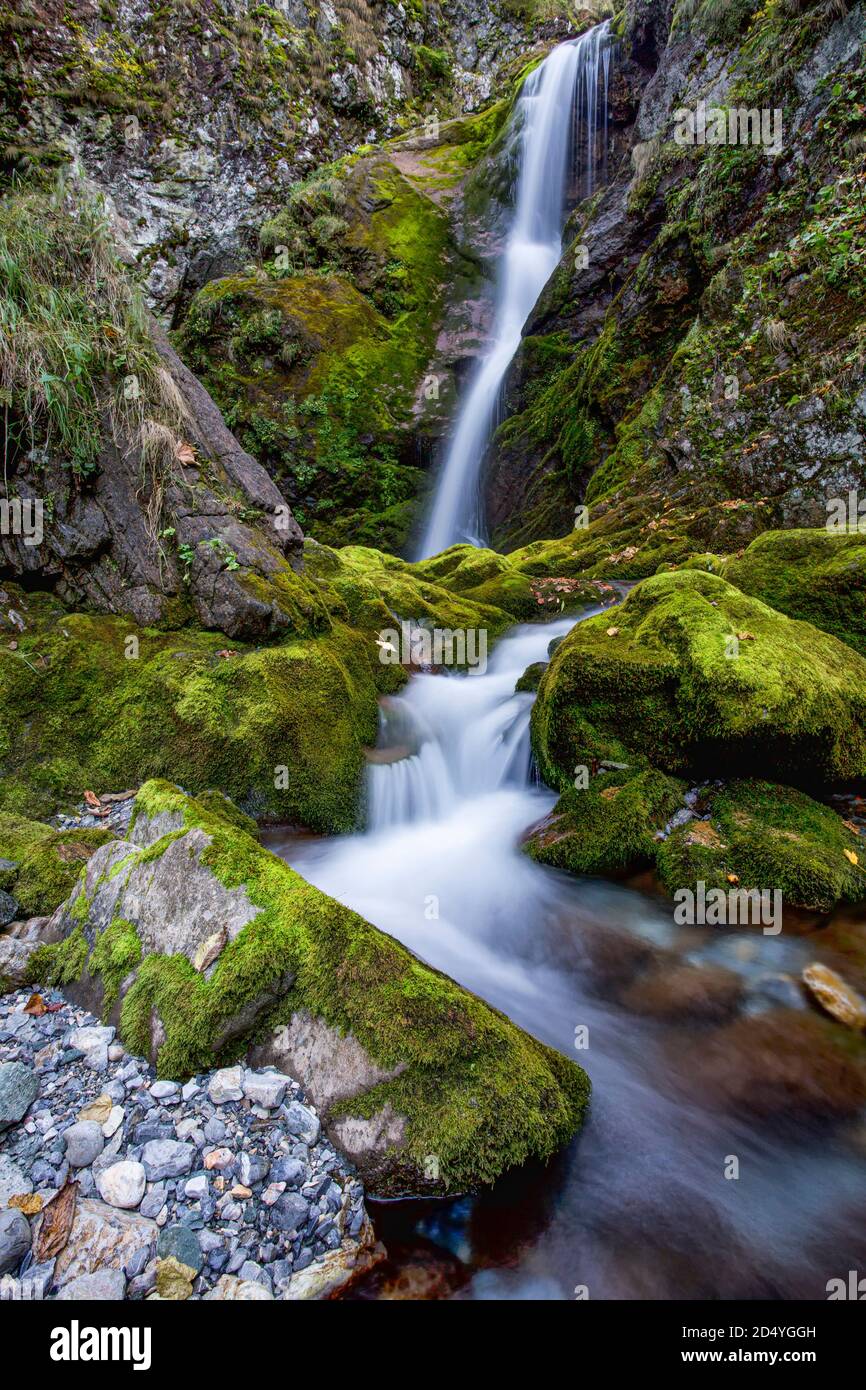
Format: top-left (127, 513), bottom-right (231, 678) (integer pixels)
top-left (416, 22), bottom-right (615, 561)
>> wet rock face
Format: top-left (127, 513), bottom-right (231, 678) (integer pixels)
top-left (485, 1), bottom-right (866, 549)
top-left (0, 319), bottom-right (303, 640)
top-left (2, 0), bottom-right (557, 321)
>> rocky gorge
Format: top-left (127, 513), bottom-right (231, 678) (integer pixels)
top-left (1, 0), bottom-right (866, 1309)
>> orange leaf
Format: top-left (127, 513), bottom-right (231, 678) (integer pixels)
top-left (83, 790), bottom-right (101, 808)
top-left (23, 993), bottom-right (47, 1016)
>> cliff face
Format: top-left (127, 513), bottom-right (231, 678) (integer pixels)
top-left (486, 0), bottom-right (866, 558)
top-left (0, 0), bottom-right (571, 320)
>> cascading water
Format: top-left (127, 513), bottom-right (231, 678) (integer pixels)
top-left (262, 18), bottom-right (866, 1299)
top-left (266, 608), bottom-right (866, 1299)
top-left (416, 23), bottom-right (615, 560)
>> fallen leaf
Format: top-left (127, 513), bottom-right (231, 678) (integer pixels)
top-left (844, 848), bottom-right (859, 866)
top-left (736, 631), bottom-right (756, 641)
top-left (9, 1192), bottom-right (42, 1215)
top-left (843, 819), bottom-right (862, 836)
top-left (215, 649), bottom-right (236, 660)
top-left (78, 1093), bottom-right (113, 1125)
top-left (23, 993), bottom-right (48, 1016)
top-left (83, 790), bottom-right (101, 808)
top-left (175, 441), bottom-right (196, 465)
top-left (726, 873), bottom-right (740, 885)
top-left (7, 640), bottom-right (17, 651)
top-left (35, 1179), bottom-right (78, 1262)
top-left (600, 787), bottom-right (620, 801)
top-left (606, 626), bottom-right (620, 638)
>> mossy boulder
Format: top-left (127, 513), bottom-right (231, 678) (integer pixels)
top-left (409, 542), bottom-right (618, 620)
top-left (531, 570), bottom-right (866, 794)
top-left (0, 586), bottom-right (380, 832)
top-left (0, 813), bottom-right (115, 917)
top-left (721, 529), bottom-right (866, 658)
top-left (33, 781), bottom-right (590, 1196)
top-left (526, 768), bottom-right (686, 879)
top-left (655, 780), bottom-right (866, 914)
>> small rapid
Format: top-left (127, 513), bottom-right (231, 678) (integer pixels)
top-left (265, 609), bottom-right (866, 1300)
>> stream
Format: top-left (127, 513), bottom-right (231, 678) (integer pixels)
top-left (264, 610), bottom-right (866, 1300)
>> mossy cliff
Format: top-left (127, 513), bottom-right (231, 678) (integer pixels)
top-left (29, 781), bottom-right (591, 1196)
top-left (488, 0), bottom-right (866, 555)
top-left (0, 0), bottom-right (561, 320)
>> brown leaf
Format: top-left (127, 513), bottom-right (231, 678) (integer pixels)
top-left (175, 441), bottom-right (196, 465)
top-left (726, 873), bottom-right (740, 885)
top-left (35, 1179), bottom-right (78, 1262)
top-left (78, 1093), bottom-right (113, 1125)
top-left (736, 631), bottom-right (756, 641)
top-left (600, 787), bottom-right (620, 801)
top-left (23, 992), bottom-right (48, 1016)
top-left (215, 649), bottom-right (236, 659)
top-left (83, 789), bottom-right (101, 808)
top-left (606, 626), bottom-right (620, 638)
top-left (843, 819), bottom-right (862, 836)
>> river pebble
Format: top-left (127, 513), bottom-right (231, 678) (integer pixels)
top-left (0, 985), bottom-right (372, 1300)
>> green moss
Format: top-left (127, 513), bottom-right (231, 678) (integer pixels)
top-left (721, 529), bottom-right (866, 657)
top-left (12, 828), bottom-right (114, 916)
top-left (526, 768), bottom-right (686, 878)
top-left (77, 780), bottom-right (593, 1193)
top-left (27, 925), bottom-right (88, 987)
top-left (88, 918), bottom-right (142, 1016)
top-left (532, 570), bottom-right (866, 794)
top-left (656, 780), bottom-right (866, 913)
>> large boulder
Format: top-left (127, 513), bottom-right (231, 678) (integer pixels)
top-left (34, 781), bottom-right (590, 1198)
top-left (720, 529), bottom-right (866, 658)
top-left (531, 570), bottom-right (866, 793)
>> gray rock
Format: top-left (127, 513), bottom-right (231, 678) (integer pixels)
top-left (141, 1139), bottom-right (194, 1181)
top-left (0, 1061), bottom-right (38, 1132)
top-left (96, 1160), bottom-right (146, 1210)
top-left (268, 1156), bottom-right (305, 1188)
top-left (157, 1224), bottom-right (203, 1273)
top-left (203, 1117), bottom-right (226, 1143)
top-left (0, 1208), bottom-right (31, 1275)
top-left (208, 1066), bottom-right (244, 1105)
top-left (150, 1080), bottom-right (179, 1101)
top-left (269, 1192), bottom-right (309, 1234)
top-left (282, 1100), bottom-right (320, 1146)
top-left (63, 1120), bottom-right (105, 1168)
top-left (56, 1268), bottom-right (126, 1300)
top-left (0, 1154), bottom-right (32, 1208)
top-left (0, 889), bottom-right (17, 927)
top-left (242, 1069), bottom-right (288, 1110)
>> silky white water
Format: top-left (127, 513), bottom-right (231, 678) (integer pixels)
top-left (416, 24), bottom-right (614, 559)
top-left (266, 610), bottom-right (866, 1299)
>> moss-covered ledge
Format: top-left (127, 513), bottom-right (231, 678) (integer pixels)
top-left (31, 780), bottom-right (590, 1196)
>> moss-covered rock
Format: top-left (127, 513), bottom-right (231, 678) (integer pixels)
top-left (34, 780), bottom-right (590, 1196)
top-left (721, 529), bottom-right (866, 658)
top-left (0, 817), bottom-right (115, 917)
top-left (531, 570), bottom-right (866, 795)
top-left (0, 585), bottom-right (380, 832)
top-left (656, 780), bottom-right (866, 914)
top-left (526, 768), bottom-right (686, 878)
